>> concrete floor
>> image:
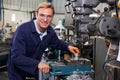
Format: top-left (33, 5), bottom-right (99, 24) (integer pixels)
top-left (0, 71), bottom-right (9, 80)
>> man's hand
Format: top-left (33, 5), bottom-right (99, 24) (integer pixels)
top-left (68, 45), bottom-right (80, 54)
top-left (38, 62), bottom-right (50, 73)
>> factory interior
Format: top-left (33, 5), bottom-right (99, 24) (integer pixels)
top-left (0, 0), bottom-right (120, 80)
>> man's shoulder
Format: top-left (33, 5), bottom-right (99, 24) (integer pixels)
top-left (16, 20), bottom-right (35, 34)
top-left (18, 20), bottom-right (34, 29)
top-left (20, 20), bottom-right (34, 27)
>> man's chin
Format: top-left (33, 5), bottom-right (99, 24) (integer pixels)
top-left (41, 26), bottom-right (48, 30)
top-left (42, 25), bottom-right (49, 28)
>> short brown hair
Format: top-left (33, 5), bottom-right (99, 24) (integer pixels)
top-left (37, 2), bottom-right (55, 15)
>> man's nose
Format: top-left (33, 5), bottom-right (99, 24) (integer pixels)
top-left (43, 16), bottom-right (48, 21)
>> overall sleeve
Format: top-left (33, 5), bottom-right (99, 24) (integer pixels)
top-left (49, 30), bottom-right (69, 51)
top-left (10, 26), bottom-right (39, 75)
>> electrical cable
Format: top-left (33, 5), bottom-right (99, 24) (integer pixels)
top-left (102, 56), bottom-right (117, 75)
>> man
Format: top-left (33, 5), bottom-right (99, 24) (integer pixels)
top-left (7, 2), bottom-right (80, 80)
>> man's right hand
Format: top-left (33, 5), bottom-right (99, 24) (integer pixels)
top-left (38, 62), bottom-right (50, 73)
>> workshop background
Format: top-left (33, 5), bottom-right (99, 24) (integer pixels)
top-left (0, 0), bottom-right (119, 80)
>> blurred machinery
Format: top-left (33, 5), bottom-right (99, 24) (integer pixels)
top-left (0, 41), bottom-right (9, 71)
top-left (49, 58), bottom-right (93, 80)
top-left (39, 48), bottom-right (93, 80)
top-left (54, 19), bottom-right (66, 40)
top-left (64, 0), bottom-right (120, 80)
top-left (0, 25), bottom-right (10, 72)
top-left (0, 23), bottom-right (14, 72)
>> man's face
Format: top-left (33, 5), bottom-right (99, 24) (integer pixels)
top-left (36, 8), bottom-right (53, 32)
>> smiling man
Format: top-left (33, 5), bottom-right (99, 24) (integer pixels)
top-left (7, 2), bottom-right (80, 80)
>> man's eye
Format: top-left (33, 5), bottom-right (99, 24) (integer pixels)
top-left (39, 14), bottom-right (53, 19)
top-left (47, 15), bottom-right (52, 18)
